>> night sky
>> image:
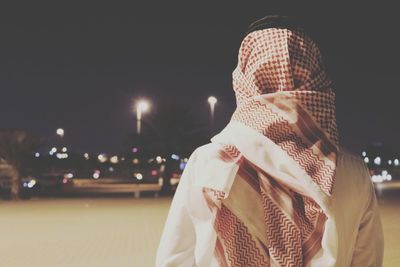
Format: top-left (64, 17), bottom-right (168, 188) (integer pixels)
top-left (1, 2), bottom-right (399, 154)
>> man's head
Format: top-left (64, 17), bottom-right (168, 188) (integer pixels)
top-left (232, 15), bottom-right (331, 106)
top-left (230, 15), bottom-right (339, 147)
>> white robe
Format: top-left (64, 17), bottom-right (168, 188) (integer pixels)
top-left (156, 128), bottom-right (384, 267)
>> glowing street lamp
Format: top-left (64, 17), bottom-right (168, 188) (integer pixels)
top-left (208, 96), bottom-right (217, 117)
top-left (135, 99), bottom-right (150, 135)
top-left (207, 96), bottom-right (218, 131)
top-left (56, 128), bottom-right (64, 138)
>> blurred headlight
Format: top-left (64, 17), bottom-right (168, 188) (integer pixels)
top-left (371, 170), bottom-right (392, 183)
top-left (27, 179), bottom-right (37, 188)
top-left (64, 173), bottom-right (74, 179)
top-left (134, 173), bottom-right (143, 180)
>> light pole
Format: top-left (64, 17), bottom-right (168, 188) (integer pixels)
top-left (135, 99), bottom-right (150, 135)
top-left (207, 96), bottom-right (217, 132)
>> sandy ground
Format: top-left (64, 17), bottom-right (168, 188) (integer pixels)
top-left (0, 197), bottom-right (170, 267)
top-left (0, 187), bottom-right (399, 267)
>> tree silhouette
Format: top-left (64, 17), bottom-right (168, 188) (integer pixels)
top-left (124, 100), bottom-right (209, 193)
top-left (0, 129), bottom-right (42, 199)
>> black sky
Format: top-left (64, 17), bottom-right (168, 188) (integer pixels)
top-left (1, 2), bottom-right (399, 154)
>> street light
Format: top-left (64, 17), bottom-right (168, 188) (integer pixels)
top-left (56, 128), bottom-right (64, 138)
top-left (207, 96), bottom-right (218, 132)
top-left (135, 99), bottom-right (150, 135)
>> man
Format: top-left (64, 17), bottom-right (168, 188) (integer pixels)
top-left (156, 15), bottom-right (384, 267)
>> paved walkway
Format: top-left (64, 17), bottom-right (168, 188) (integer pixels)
top-left (0, 191), bottom-right (398, 267)
top-left (0, 197), bottom-right (170, 267)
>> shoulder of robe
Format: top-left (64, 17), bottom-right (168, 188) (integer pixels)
top-left (335, 147), bottom-right (373, 201)
top-left (191, 142), bottom-right (224, 164)
top-left (185, 143), bottom-right (220, 171)
top-left (187, 142), bottom-right (227, 178)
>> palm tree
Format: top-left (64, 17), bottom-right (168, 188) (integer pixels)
top-left (0, 129), bottom-right (42, 199)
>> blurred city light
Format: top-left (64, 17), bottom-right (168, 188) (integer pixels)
top-left (179, 162), bottom-right (186, 170)
top-left (134, 173), bottom-right (143, 180)
top-left (160, 165), bottom-right (165, 172)
top-left (171, 154), bottom-right (180, 160)
top-left (364, 157), bottom-right (369, 163)
top-left (156, 156), bottom-right (162, 164)
top-left (35, 152), bottom-right (40, 158)
top-left (371, 170), bottom-right (392, 183)
top-left (388, 160), bottom-right (392, 165)
top-left (56, 153), bottom-right (68, 159)
top-left (394, 159), bottom-right (400, 166)
top-left (98, 154), bottom-right (108, 163)
top-left (93, 170), bottom-right (100, 179)
top-left (132, 147), bottom-right (139, 153)
top-left (64, 173), bottom-right (74, 179)
top-left (132, 158), bottom-right (139, 164)
top-left (49, 147), bottom-right (57, 156)
top-left (110, 156), bottom-right (119, 164)
top-left (362, 151), bottom-right (366, 157)
top-left (62, 147), bottom-right (67, 152)
top-left (374, 156), bottom-right (381, 165)
top-left (27, 179), bottom-right (37, 188)
top-left (84, 153), bottom-right (90, 160)
top-left (56, 128), bottom-right (64, 137)
top-left (371, 175), bottom-right (384, 183)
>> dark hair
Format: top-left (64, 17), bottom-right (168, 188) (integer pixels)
top-left (246, 15), bottom-right (305, 35)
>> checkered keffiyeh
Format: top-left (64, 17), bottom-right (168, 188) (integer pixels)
top-left (206, 28), bottom-right (339, 266)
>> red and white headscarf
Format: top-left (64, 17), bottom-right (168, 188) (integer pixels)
top-left (231, 27), bottom-right (338, 194)
top-left (204, 27), bottom-right (339, 266)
